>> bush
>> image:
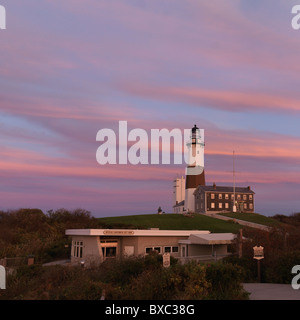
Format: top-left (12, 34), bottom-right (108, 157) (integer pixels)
top-left (0, 258), bottom-right (249, 300)
top-left (99, 256), bottom-right (147, 286)
top-left (205, 262), bottom-right (249, 300)
top-left (118, 260), bottom-right (210, 300)
top-left (223, 255), bottom-right (257, 282)
top-left (264, 250), bottom-right (300, 284)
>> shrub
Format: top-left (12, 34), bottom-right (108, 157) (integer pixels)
top-left (122, 261), bottom-right (210, 300)
top-left (223, 255), bottom-right (257, 282)
top-left (264, 250), bottom-right (300, 284)
top-left (1, 259), bottom-right (250, 300)
top-left (205, 262), bottom-right (249, 300)
top-left (99, 257), bottom-right (147, 286)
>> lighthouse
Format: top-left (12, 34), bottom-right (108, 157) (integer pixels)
top-left (184, 125), bottom-right (205, 212)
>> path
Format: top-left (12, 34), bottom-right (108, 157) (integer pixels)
top-left (243, 283), bottom-right (300, 300)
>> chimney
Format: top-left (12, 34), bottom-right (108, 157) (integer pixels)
top-left (213, 182), bottom-right (216, 189)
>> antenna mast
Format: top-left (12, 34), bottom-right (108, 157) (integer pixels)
top-left (233, 150), bottom-right (237, 213)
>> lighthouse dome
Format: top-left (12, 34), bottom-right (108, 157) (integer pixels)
top-left (192, 124), bottom-right (199, 133)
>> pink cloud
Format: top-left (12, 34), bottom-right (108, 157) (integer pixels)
top-left (118, 82), bottom-right (300, 114)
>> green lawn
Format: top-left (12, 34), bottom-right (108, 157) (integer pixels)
top-left (97, 213), bottom-right (243, 233)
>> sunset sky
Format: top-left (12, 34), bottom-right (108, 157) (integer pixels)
top-left (1, 1), bottom-right (300, 217)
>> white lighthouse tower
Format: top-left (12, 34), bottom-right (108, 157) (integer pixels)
top-left (184, 125), bottom-right (205, 212)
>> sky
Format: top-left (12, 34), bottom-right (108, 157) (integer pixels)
top-left (1, 0), bottom-right (300, 217)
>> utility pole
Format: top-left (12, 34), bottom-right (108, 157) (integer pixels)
top-left (238, 228), bottom-right (243, 258)
top-left (233, 150), bottom-right (236, 212)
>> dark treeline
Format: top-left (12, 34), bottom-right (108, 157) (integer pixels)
top-left (271, 212), bottom-right (300, 227)
top-left (0, 208), bottom-right (98, 262)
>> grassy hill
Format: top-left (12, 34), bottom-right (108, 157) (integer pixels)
top-left (97, 213), bottom-right (273, 233)
top-left (97, 212), bottom-right (283, 233)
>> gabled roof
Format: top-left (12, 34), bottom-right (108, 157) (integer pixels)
top-left (179, 233), bottom-right (236, 245)
top-left (173, 200), bottom-right (184, 208)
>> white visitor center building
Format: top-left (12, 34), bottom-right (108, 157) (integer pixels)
top-left (65, 228), bottom-right (235, 267)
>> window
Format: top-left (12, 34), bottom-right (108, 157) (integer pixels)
top-left (231, 194), bottom-right (234, 200)
top-left (244, 203), bottom-right (247, 209)
top-left (243, 194), bottom-right (247, 201)
top-left (211, 193), bottom-right (215, 199)
top-left (219, 203), bottom-right (222, 209)
top-left (164, 246), bottom-right (178, 253)
top-left (73, 241), bottom-right (83, 258)
top-left (154, 247), bottom-right (161, 253)
top-left (249, 195), bottom-right (253, 200)
top-left (237, 194), bottom-right (241, 200)
top-left (225, 194), bottom-right (229, 199)
top-left (249, 203), bottom-right (253, 210)
top-left (211, 203), bottom-right (215, 209)
top-left (101, 239), bottom-right (118, 259)
top-left (181, 245), bottom-right (187, 258)
top-left (145, 247), bottom-right (153, 254)
top-left (225, 203), bottom-right (229, 209)
top-left (102, 247), bottom-right (117, 258)
top-left (145, 246), bottom-right (162, 255)
top-left (218, 193), bottom-right (222, 199)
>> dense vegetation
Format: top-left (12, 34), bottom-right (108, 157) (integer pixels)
top-left (0, 208), bottom-right (98, 263)
top-left (1, 208), bottom-right (300, 300)
top-left (0, 253), bottom-right (248, 300)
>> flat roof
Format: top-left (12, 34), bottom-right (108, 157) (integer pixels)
top-left (196, 185), bottom-right (255, 194)
top-left (65, 229), bottom-right (210, 237)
